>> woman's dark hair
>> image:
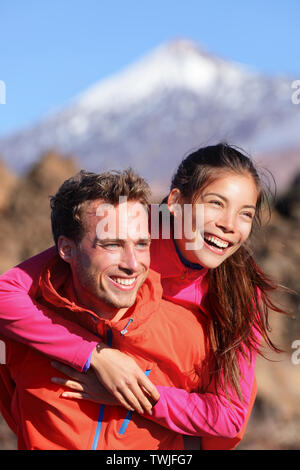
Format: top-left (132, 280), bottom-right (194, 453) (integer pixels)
top-left (170, 143), bottom-right (287, 399)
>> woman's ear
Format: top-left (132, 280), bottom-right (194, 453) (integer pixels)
top-left (167, 188), bottom-right (183, 216)
top-left (57, 236), bottom-right (76, 264)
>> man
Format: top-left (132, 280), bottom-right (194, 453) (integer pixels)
top-left (0, 169), bottom-right (215, 450)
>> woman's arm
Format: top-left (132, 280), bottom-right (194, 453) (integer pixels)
top-left (149, 350), bottom-right (257, 440)
top-left (0, 248), bottom-right (159, 413)
top-left (0, 247), bottom-right (98, 371)
top-left (52, 345), bottom-right (258, 442)
top-left (200, 377), bottom-right (257, 450)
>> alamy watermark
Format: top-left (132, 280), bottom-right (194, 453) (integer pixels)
top-left (291, 80), bottom-right (300, 105)
top-left (291, 340), bottom-right (300, 365)
top-left (95, 199), bottom-right (205, 251)
top-left (0, 80), bottom-right (6, 104)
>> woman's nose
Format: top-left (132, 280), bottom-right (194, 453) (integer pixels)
top-left (215, 211), bottom-right (235, 233)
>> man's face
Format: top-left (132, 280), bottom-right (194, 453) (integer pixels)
top-left (60, 199), bottom-right (150, 320)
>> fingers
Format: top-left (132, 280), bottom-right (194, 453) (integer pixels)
top-left (50, 367), bottom-right (159, 415)
top-left (61, 391), bottom-right (90, 400)
top-left (119, 373), bottom-right (159, 414)
top-left (125, 382), bottom-right (154, 414)
top-left (50, 361), bottom-right (89, 392)
top-left (104, 381), bottom-right (150, 414)
top-left (112, 390), bottom-right (136, 413)
top-left (96, 371), bottom-right (159, 414)
top-left (111, 376), bottom-right (157, 415)
top-left (51, 376), bottom-right (86, 392)
top-left (51, 358), bottom-right (160, 415)
top-left (138, 375), bottom-right (160, 404)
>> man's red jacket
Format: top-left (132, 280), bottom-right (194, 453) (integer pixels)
top-left (1, 254), bottom-right (213, 450)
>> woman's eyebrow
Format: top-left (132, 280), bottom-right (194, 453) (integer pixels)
top-left (203, 192), bottom-right (256, 210)
top-left (203, 191), bottom-right (226, 200)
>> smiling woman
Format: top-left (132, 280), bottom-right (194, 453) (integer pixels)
top-left (159, 143), bottom-right (286, 399)
top-left (169, 172), bottom-right (258, 268)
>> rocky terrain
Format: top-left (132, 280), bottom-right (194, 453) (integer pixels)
top-left (0, 151), bottom-right (78, 273)
top-left (0, 153), bottom-right (299, 450)
top-left (238, 174), bottom-right (300, 449)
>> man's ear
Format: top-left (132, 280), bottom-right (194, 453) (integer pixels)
top-left (167, 188), bottom-right (183, 216)
top-left (57, 236), bottom-right (76, 264)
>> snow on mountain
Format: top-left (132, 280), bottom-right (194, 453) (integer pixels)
top-left (0, 38), bottom-right (299, 190)
top-left (76, 39), bottom-right (248, 112)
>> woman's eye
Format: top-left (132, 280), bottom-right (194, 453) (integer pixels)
top-left (208, 200), bottom-right (222, 207)
top-left (242, 212), bottom-right (254, 219)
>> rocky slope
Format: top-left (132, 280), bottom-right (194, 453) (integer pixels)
top-left (0, 151), bottom-right (78, 272)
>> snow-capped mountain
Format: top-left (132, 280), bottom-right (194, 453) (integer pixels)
top-left (0, 38), bottom-right (299, 190)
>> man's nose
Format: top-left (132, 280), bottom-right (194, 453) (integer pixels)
top-left (119, 245), bottom-right (139, 272)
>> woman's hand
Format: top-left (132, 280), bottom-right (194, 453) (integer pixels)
top-left (90, 344), bottom-right (160, 415)
top-left (51, 361), bottom-right (121, 406)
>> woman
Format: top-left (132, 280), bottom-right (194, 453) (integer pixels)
top-left (0, 143), bottom-right (286, 449)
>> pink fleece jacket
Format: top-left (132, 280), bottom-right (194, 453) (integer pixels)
top-left (0, 238), bottom-right (258, 449)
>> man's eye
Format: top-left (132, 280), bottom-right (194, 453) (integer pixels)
top-left (137, 242), bottom-right (150, 248)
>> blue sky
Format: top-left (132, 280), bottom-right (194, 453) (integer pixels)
top-left (0, 0), bottom-right (299, 137)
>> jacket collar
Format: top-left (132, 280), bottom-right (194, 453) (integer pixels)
top-left (38, 254), bottom-right (163, 336)
top-left (150, 235), bottom-right (208, 281)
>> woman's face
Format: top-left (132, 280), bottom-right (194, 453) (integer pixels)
top-left (171, 172), bottom-right (259, 269)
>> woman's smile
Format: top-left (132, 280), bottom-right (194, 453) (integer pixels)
top-left (171, 172), bottom-right (258, 268)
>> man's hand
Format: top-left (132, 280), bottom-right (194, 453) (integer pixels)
top-left (51, 361), bottom-right (119, 405)
top-left (90, 343), bottom-right (160, 414)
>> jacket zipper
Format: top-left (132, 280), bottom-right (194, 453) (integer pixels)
top-left (118, 369), bottom-right (151, 435)
top-left (92, 319), bottom-right (147, 445)
top-left (120, 318), bottom-right (134, 335)
top-left (91, 327), bottom-right (113, 450)
top-left (91, 404), bottom-right (105, 450)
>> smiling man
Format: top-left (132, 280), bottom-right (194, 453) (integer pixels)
top-left (59, 197), bottom-right (150, 320)
top-left (0, 168), bottom-right (219, 450)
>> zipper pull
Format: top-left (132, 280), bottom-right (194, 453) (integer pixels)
top-left (120, 318), bottom-right (134, 336)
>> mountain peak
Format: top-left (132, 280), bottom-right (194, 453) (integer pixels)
top-left (77, 36), bottom-right (246, 114)
top-left (0, 37), bottom-right (298, 192)
top-left (160, 37), bottom-right (207, 53)
top-left (158, 37), bottom-right (216, 61)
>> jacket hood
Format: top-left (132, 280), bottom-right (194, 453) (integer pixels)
top-left (38, 253), bottom-right (164, 337)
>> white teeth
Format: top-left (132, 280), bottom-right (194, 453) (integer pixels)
top-left (205, 235), bottom-right (229, 249)
top-left (112, 277), bottom-right (136, 286)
